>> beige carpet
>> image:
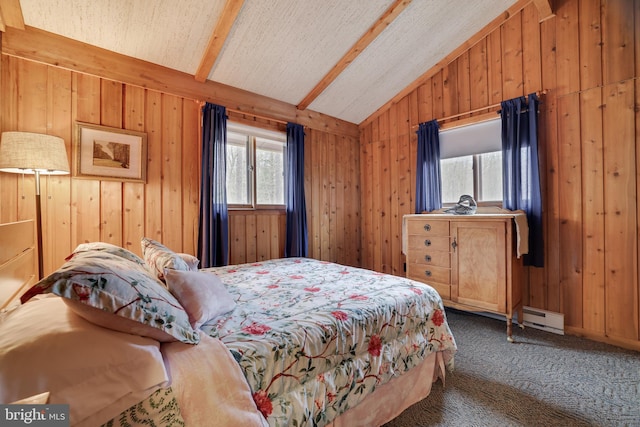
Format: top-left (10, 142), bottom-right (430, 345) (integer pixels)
top-left (384, 309), bottom-right (640, 427)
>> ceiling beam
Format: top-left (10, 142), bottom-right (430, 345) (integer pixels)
top-left (531, 0), bottom-right (554, 22)
top-left (194, 0), bottom-right (245, 83)
top-left (296, 0), bottom-right (412, 111)
top-left (2, 26), bottom-right (359, 138)
top-left (0, 0), bottom-right (25, 32)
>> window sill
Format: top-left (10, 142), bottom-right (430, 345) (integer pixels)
top-left (228, 207), bottom-right (286, 214)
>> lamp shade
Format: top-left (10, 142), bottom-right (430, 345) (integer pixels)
top-left (0, 131), bottom-right (70, 175)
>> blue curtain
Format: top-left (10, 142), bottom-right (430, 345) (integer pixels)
top-left (501, 93), bottom-right (544, 267)
top-left (198, 103), bottom-right (229, 267)
top-left (284, 123), bottom-right (308, 257)
top-left (415, 120), bottom-right (442, 213)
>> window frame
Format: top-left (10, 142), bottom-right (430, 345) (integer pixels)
top-left (439, 115), bottom-right (503, 208)
top-left (226, 122), bottom-right (286, 211)
top-left (468, 153), bottom-right (502, 206)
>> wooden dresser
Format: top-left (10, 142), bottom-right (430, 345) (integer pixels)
top-left (403, 212), bottom-right (526, 341)
top-left (0, 220), bottom-right (37, 311)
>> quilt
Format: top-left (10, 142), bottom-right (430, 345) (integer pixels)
top-left (201, 258), bottom-right (457, 427)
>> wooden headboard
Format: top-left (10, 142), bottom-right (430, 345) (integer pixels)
top-left (0, 220), bottom-right (37, 310)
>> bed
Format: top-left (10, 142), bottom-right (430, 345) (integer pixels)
top-left (0, 220), bottom-right (457, 427)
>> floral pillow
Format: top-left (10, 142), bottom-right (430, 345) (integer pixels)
top-left (20, 250), bottom-right (200, 344)
top-left (141, 237), bottom-right (190, 281)
top-left (72, 241), bottom-right (146, 266)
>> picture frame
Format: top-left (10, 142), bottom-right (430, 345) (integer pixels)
top-left (74, 122), bottom-right (147, 182)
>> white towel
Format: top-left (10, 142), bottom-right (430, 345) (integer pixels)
top-left (511, 210), bottom-right (529, 258)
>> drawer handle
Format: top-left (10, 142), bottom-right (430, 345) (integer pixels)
top-left (424, 270), bottom-right (432, 277)
top-left (451, 238), bottom-right (457, 252)
top-left (424, 239), bottom-right (431, 247)
top-left (423, 224), bottom-right (431, 231)
top-left (424, 255), bottom-right (432, 262)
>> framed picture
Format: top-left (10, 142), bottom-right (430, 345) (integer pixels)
top-left (74, 122), bottom-right (147, 182)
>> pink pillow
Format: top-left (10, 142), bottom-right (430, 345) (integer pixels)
top-left (164, 269), bottom-right (236, 329)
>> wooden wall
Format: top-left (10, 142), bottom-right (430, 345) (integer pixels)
top-left (0, 31), bottom-right (361, 274)
top-left (0, 57), bottom-right (201, 274)
top-left (359, 0), bottom-right (640, 350)
top-left (229, 128), bottom-right (362, 266)
top-left (305, 128), bottom-right (361, 266)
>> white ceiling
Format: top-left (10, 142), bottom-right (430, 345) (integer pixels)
top-left (18, 0), bottom-right (518, 124)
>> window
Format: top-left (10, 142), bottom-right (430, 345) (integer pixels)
top-left (439, 118), bottom-right (503, 205)
top-left (226, 122), bottom-right (285, 208)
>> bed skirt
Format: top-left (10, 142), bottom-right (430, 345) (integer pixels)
top-left (328, 351), bottom-right (447, 427)
top-left (103, 346), bottom-right (447, 427)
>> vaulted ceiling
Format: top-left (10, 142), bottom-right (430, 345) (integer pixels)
top-left (1, 0), bottom-right (553, 125)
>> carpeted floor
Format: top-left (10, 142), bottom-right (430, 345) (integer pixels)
top-left (384, 309), bottom-right (640, 427)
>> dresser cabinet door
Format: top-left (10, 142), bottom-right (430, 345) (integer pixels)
top-left (450, 220), bottom-right (507, 312)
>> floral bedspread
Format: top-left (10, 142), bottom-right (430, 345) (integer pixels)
top-left (201, 258), bottom-right (457, 427)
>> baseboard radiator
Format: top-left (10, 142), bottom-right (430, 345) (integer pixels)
top-left (522, 306), bottom-right (564, 335)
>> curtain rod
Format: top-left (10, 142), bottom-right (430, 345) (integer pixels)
top-left (198, 101), bottom-right (289, 126)
top-left (227, 108), bottom-right (289, 125)
top-left (411, 90), bottom-right (547, 130)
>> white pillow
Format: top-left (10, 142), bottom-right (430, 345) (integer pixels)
top-left (0, 296), bottom-right (168, 426)
top-left (164, 269), bottom-right (236, 329)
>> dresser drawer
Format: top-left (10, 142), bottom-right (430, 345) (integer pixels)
top-left (407, 264), bottom-right (451, 285)
top-left (406, 235), bottom-right (451, 252)
top-left (405, 219), bottom-right (449, 236)
top-left (406, 250), bottom-right (450, 268)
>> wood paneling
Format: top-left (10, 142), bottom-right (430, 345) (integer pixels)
top-left (539, 13), bottom-right (560, 313)
top-left (557, 92), bottom-right (583, 328)
top-left (303, 128), bottom-right (361, 267)
top-left (602, 79), bottom-right (637, 340)
top-left (522, 3), bottom-right (542, 95)
top-left (123, 85), bottom-right (146, 255)
top-left (359, 0), bottom-right (640, 350)
top-left (144, 91), bottom-right (163, 244)
top-left (227, 211), bottom-right (286, 265)
top-left (602, 0), bottom-right (635, 85)
top-left (579, 0), bottom-right (603, 90)
top-left (555, 0), bottom-right (580, 97)
top-left (44, 67), bottom-right (72, 275)
top-left (580, 87), bottom-right (605, 334)
top-left (181, 99), bottom-right (201, 253)
top-left (501, 11), bottom-right (524, 99)
top-left (161, 94), bottom-right (184, 252)
top-left (469, 40), bottom-right (489, 113)
top-left (71, 74), bottom-right (101, 248)
top-left (0, 58), bottom-right (199, 269)
top-left (100, 79), bottom-right (124, 248)
top-left (1, 53), bottom-right (360, 274)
